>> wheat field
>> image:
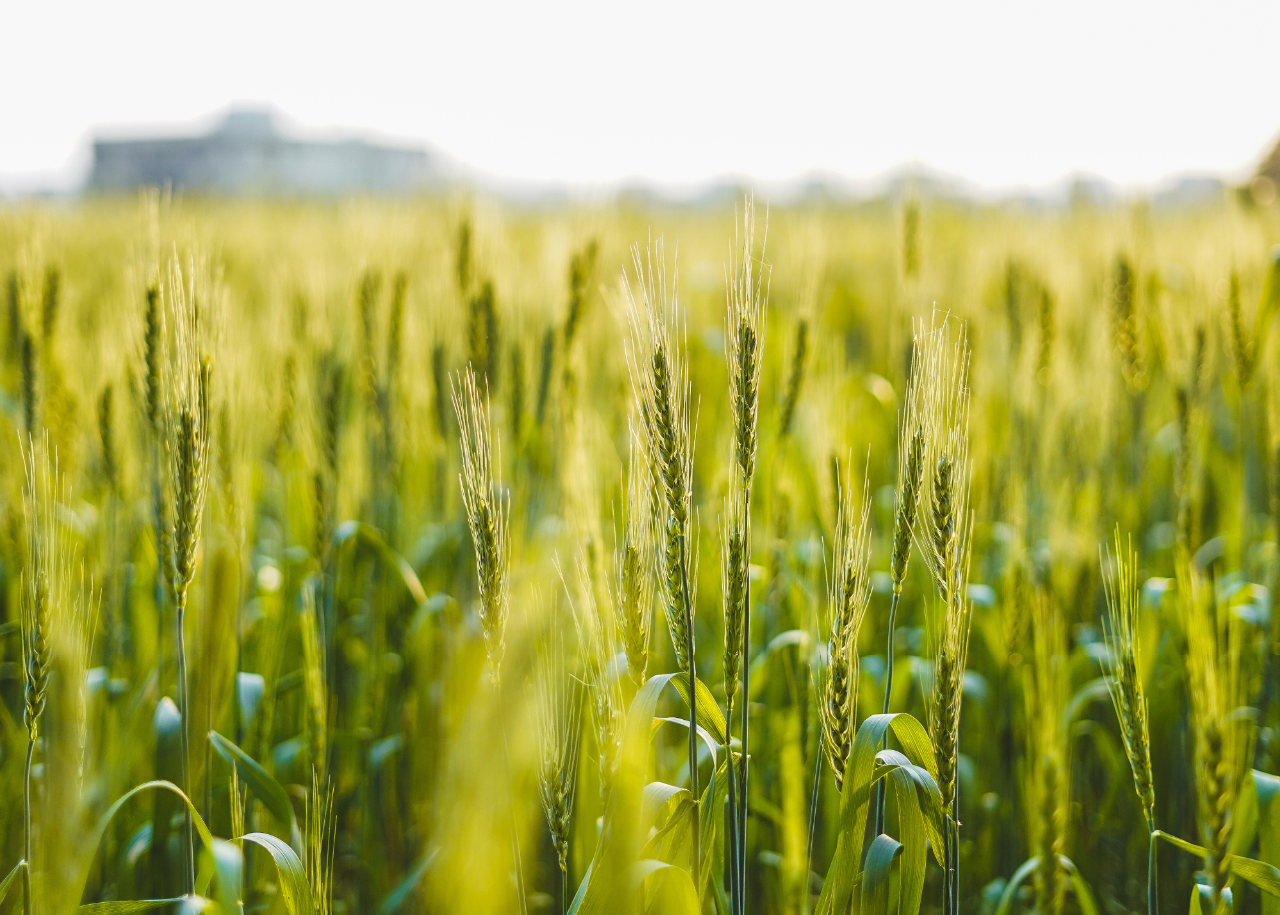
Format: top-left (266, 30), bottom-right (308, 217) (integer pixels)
top-left (0, 189), bottom-right (1278, 915)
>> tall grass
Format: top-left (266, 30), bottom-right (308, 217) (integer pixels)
top-left (0, 192), bottom-right (1276, 915)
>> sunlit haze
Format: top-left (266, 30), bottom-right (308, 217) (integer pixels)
top-left (4, 0), bottom-right (1280, 193)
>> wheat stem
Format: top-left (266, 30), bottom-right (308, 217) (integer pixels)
top-left (23, 738), bottom-right (33, 915)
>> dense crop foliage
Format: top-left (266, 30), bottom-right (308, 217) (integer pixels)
top-left (1, 190), bottom-right (1280, 915)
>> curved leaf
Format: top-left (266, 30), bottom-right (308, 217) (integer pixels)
top-left (79, 900), bottom-right (186, 913)
top-left (210, 839), bottom-right (243, 915)
top-left (1190, 883), bottom-right (1216, 915)
top-left (819, 713), bottom-right (939, 915)
top-left (1155, 829), bottom-right (1205, 858)
top-left (886, 767), bottom-right (927, 914)
top-left (1060, 857), bottom-right (1101, 915)
top-left (566, 859), bottom-right (593, 915)
top-left (1064, 677), bottom-right (1112, 729)
top-left (653, 717), bottom-right (721, 765)
top-left (1258, 770), bottom-right (1280, 915)
top-left (992, 855), bottom-right (1102, 915)
top-left (860, 834), bottom-right (903, 915)
top-left (334, 521), bottom-right (427, 605)
top-left (669, 673), bottom-right (728, 746)
top-left (876, 749), bottom-right (946, 869)
top-left (628, 860), bottom-right (699, 915)
top-left (993, 858), bottom-right (1038, 915)
top-left (239, 832), bottom-right (315, 915)
top-left (77, 781), bottom-right (216, 910)
top-left (643, 798), bottom-right (696, 862)
top-left (1155, 829), bottom-right (1280, 897)
top-left (376, 848), bottom-right (437, 915)
top-left (697, 761), bottom-right (730, 900)
top-left (643, 782), bottom-right (691, 824)
top-left (747, 630), bottom-right (811, 700)
top-left (1232, 858), bottom-right (1280, 899)
top-left (0, 861), bottom-right (24, 907)
top-left (572, 672), bottom-right (680, 915)
top-left (210, 731), bottom-right (301, 849)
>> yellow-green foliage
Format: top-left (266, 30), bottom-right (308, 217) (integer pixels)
top-left (0, 191), bottom-right (1278, 915)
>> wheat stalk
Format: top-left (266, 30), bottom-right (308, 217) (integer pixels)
top-left (820, 462), bottom-right (873, 791)
top-left (721, 488), bottom-right (748, 721)
top-left (912, 313), bottom-right (972, 609)
top-left (564, 553), bottom-right (624, 801)
top-left (20, 329), bottom-right (37, 434)
top-left (165, 255), bottom-right (214, 897)
top-left (307, 770), bottom-right (337, 915)
top-left (301, 581), bottom-right (328, 785)
top-left (874, 318), bottom-right (933, 838)
top-left (1182, 560), bottom-right (1254, 915)
top-left (1102, 533), bottom-right (1156, 825)
top-left (1028, 588), bottom-right (1067, 915)
top-left (1101, 531), bottom-right (1157, 915)
top-left (20, 437), bottom-right (57, 915)
top-left (230, 765), bottom-right (245, 843)
top-left (1036, 286), bottom-right (1055, 384)
top-left (536, 613), bottom-right (584, 911)
top-left (536, 327), bottom-right (555, 427)
top-left (615, 429), bottom-right (655, 686)
top-left (452, 365), bottom-right (511, 684)
top-left (778, 318), bottom-right (808, 440)
top-left (902, 194), bottom-right (920, 280)
top-left (21, 434), bottom-right (95, 915)
top-left (1111, 255), bottom-right (1146, 391)
top-left (1227, 270), bottom-right (1255, 387)
top-left (721, 196), bottom-right (769, 915)
top-left (39, 267), bottom-right (58, 343)
top-left (469, 280), bottom-right (499, 387)
top-left (622, 234), bottom-right (701, 889)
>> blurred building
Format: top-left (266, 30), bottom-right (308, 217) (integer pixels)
top-left (90, 109), bottom-right (436, 195)
top-left (1254, 136), bottom-right (1280, 205)
top-left (1259, 136), bottom-right (1280, 182)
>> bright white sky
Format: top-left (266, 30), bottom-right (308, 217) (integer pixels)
top-left (3, 0), bottom-right (1279, 192)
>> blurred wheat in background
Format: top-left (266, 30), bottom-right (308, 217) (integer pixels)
top-left (1, 186), bottom-right (1280, 915)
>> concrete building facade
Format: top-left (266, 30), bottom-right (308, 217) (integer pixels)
top-left (91, 109), bottom-right (435, 195)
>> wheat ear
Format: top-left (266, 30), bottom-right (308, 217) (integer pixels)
top-left (874, 320), bottom-right (932, 839)
top-left (564, 553), bottom-right (624, 801)
top-left (536, 612), bottom-right (584, 912)
top-left (20, 437), bottom-right (56, 915)
top-left (616, 429), bottom-right (656, 686)
top-left (778, 318), bottom-right (808, 440)
top-left (1182, 560), bottom-right (1254, 915)
top-left (306, 770), bottom-right (336, 915)
top-left (452, 365), bottom-right (511, 684)
top-left (820, 462), bottom-right (873, 791)
top-left (1101, 531), bottom-right (1157, 915)
top-left (622, 235), bottom-right (701, 890)
top-left (723, 199), bottom-right (768, 915)
top-left (165, 257), bottom-right (214, 897)
top-left (21, 434), bottom-right (92, 915)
